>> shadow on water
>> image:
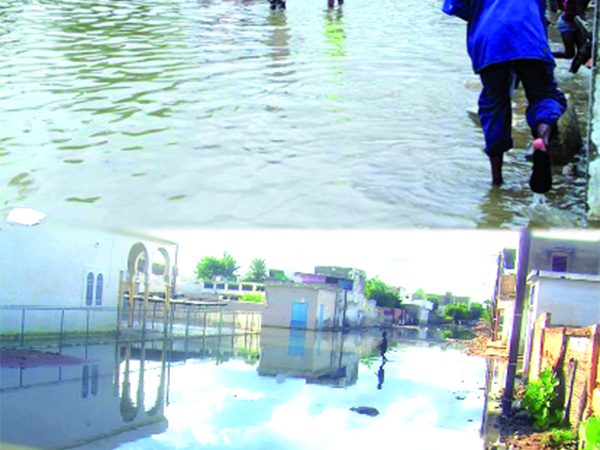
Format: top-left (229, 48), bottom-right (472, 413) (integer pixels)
top-left (0, 326), bottom-right (513, 449)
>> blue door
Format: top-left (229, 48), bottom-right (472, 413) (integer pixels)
top-left (318, 304), bottom-right (325, 329)
top-left (290, 302), bottom-right (308, 328)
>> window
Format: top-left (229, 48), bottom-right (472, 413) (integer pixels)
top-left (95, 274), bottom-right (103, 305)
top-left (85, 272), bottom-right (104, 306)
top-left (85, 273), bottom-right (94, 306)
top-left (551, 254), bottom-right (568, 272)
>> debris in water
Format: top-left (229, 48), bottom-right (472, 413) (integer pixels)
top-left (350, 406), bottom-right (379, 417)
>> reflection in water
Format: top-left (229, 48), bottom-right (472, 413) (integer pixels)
top-left (0, 328), bottom-right (501, 449)
top-left (377, 359), bottom-right (385, 390)
top-left (259, 327), bottom-right (359, 387)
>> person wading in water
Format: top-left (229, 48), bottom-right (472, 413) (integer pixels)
top-left (442, 0), bottom-right (567, 193)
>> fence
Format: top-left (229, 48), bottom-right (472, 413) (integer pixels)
top-left (121, 297), bottom-right (262, 338)
top-left (527, 312), bottom-right (600, 428)
top-left (0, 305), bottom-right (118, 348)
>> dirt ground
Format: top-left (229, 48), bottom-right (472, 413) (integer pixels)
top-left (0, 348), bottom-right (86, 368)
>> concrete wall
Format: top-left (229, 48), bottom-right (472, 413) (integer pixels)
top-left (263, 284), bottom-right (339, 330)
top-left (527, 315), bottom-right (600, 428)
top-left (528, 237), bottom-right (600, 275)
top-left (529, 275), bottom-right (600, 327)
top-left (0, 222), bottom-right (177, 334)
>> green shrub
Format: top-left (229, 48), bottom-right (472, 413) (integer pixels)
top-left (541, 428), bottom-right (575, 448)
top-left (239, 293), bottom-right (265, 303)
top-left (523, 368), bottom-right (562, 430)
top-left (582, 417), bottom-right (600, 450)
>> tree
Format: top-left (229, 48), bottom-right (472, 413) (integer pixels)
top-left (365, 278), bottom-right (400, 308)
top-left (443, 303), bottom-right (470, 324)
top-left (469, 302), bottom-right (484, 321)
top-left (244, 258), bottom-right (267, 282)
top-left (195, 252), bottom-right (239, 280)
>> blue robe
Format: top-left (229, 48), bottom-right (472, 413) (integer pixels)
top-left (442, 0), bottom-right (555, 73)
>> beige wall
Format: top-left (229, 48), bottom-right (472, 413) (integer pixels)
top-left (263, 285), bottom-right (339, 330)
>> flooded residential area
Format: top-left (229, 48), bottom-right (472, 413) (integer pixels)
top-left (1, 224), bottom-right (599, 449)
top-left (2, 0), bottom-right (600, 448)
top-left (1, 328), bottom-right (494, 450)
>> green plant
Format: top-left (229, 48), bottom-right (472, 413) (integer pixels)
top-left (239, 293), bottom-right (265, 303)
top-left (522, 368), bottom-right (562, 430)
top-left (581, 416), bottom-right (600, 450)
top-left (541, 428), bottom-right (575, 448)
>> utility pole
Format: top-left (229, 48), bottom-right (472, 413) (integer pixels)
top-left (502, 228), bottom-right (531, 415)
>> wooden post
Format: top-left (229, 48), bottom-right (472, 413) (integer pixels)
top-left (142, 281), bottom-right (150, 334)
top-left (117, 271), bottom-right (125, 335)
top-left (587, 324), bottom-right (600, 417)
top-left (128, 279), bottom-right (135, 328)
top-left (503, 228), bottom-right (531, 415)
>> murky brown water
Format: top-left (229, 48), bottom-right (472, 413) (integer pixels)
top-left (0, 0), bottom-right (592, 228)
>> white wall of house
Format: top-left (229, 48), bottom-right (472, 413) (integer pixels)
top-left (0, 221), bottom-right (177, 334)
top-left (528, 271), bottom-right (600, 327)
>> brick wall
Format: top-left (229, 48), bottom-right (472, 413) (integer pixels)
top-left (528, 313), bottom-right (600, 427)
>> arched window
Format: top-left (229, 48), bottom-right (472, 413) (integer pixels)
top-left (95, 274), bottom-right (104, 305)
top-left (85, 273), bottom-right (94, 306)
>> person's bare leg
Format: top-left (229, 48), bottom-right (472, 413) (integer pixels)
top-left (490, 153), bottom-right (503, 186)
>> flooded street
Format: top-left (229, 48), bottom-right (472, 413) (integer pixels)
top-left (1, 328), bottom-right (494, 449)
top-left (0, 0), bottom-right (592, 228)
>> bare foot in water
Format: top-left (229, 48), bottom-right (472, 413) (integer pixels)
top-left (529, 124), bottom-right (552, 193)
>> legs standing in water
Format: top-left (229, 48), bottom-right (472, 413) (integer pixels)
top-left (477, 60), bottom-right (566, 192)
top-left (328, 0), bottom-right (343, 8)
top-left (270, 0), bottom-right (286, 10)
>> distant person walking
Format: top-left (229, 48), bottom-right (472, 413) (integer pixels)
top-left (549, 0), bottom-right (591, 72)
top-left (270, 0), bottom-right (285, 10)
top-left (379, 331), bottom-right (388, 361)
top-left (442, 0), bottom-right (567, 193)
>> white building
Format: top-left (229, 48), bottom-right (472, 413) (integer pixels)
top-left (0, 219), bottom-right (178, 335)
top-left (526, 271), bottom-right (600, 327)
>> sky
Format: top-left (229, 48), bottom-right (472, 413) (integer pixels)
top-left (154, 229), bottom-right (525, 301)
top-left (153, 228), bottom-right (600, 302)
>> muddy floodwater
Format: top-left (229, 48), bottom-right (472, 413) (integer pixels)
top-left (0, 0), bottom-right (592, 228)
top-left (0, 328), bottom-right (499, 449)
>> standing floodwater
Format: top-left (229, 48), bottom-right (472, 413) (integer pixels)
top-left (0, 329), bottom-right (491, 449)
top-left (0, 0), bottom-right (591, 227)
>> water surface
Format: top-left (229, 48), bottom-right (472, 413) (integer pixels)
top-left (0, 329), bottom-right (490, 449)
top-left (0, 0), bottom-right (591, 227)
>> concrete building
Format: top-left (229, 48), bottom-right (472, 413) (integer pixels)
top-left (0, 219), bottom-right (178, 335)
top-left (314, 266), bottom-right (370, 327)
top-left (493, 234), bottom-right (600, 342)
top-left (263, 283), bottom-right (342, 330)
top-left (526, 271), bottom-right (600, 328)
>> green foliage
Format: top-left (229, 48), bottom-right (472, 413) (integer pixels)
top-left (196, 253), bottom-right (239, 280)
top-left (542, 428), bottom-right (576, 448)
top-left (442, 303), bottom-right (470, 324)
top-left (469, 302), bottom-right (484, 321)
top-left (582, 416), bottom-right (600, 450)
top-left (441, 328), bottom-right (476, 340)
top-left (523, 368), bottom-right (562, 430)
top-left (365, 278), bottom-right (400, 308)
top-left (239, 293), bottom-right (265, 303)
top-left (244, 258), bottom-right (267, 282)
